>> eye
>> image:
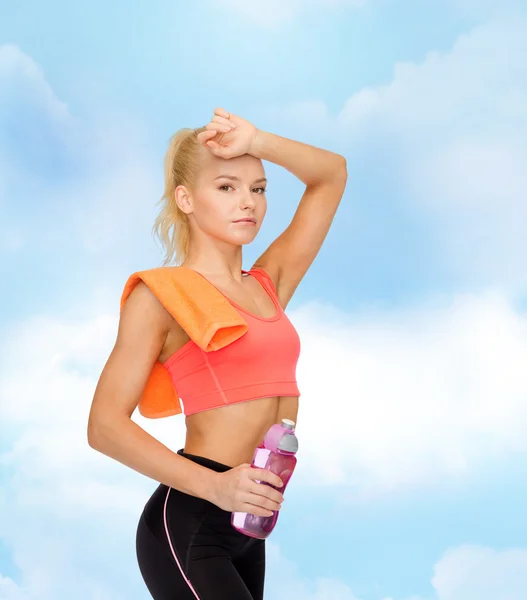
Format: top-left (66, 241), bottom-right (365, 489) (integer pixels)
top-left (218, 184), bottom-right (267, 194)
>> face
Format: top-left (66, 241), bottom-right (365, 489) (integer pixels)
top-left (176, 151), bottom-right (268, 248)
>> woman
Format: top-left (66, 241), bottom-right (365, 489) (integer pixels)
top-left (87, 107), bottom-right (347, 599)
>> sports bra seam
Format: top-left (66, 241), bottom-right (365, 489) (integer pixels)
top-left (194, 379), bottom-right (299, 396)
top-left (200, 349), bottom-right (229, 405)
top-left (174, 379), bottom-right (299, 401)
top-left (185, 391), bottom-right (301, 415)
top-left (222, 379), bottom-right (298, 389)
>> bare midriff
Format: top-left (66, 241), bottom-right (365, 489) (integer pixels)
top-left (159, 319), bottom-right (298, 467)
top-left (184, 395), bottom-right (298, 467)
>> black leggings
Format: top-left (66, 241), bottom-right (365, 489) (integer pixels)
top-left (136, 449), bottom-right (266, 599)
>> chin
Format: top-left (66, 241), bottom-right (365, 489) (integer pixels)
top-left (226, 222), bottom-right (262, 241)
top-left (232, 233), bottom-right (259, 246)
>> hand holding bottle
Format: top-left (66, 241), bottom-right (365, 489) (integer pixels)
top-left (232, 419), bottom-right (299, 539)
top-left (209, 463), bottom-right (284, 517)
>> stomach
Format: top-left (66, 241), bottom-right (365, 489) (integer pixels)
top-left (183, 395), bottom-right (299, 467)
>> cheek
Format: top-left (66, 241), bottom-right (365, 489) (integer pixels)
top-left (194, 193), bottom-right (232, 226)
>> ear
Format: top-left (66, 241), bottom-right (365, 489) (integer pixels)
top-left (174, 185), bottom-right (194, 215)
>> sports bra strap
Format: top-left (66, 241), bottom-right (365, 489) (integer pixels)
top-left (249, 267), bottom-right (279, 299)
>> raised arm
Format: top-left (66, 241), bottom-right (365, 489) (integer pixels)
top-left (87, 282), bottom-right (216, 500)
top-left (251, 130), bottom-right (348, 307)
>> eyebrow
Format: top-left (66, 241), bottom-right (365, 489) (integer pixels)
top-left (213, 175), bottom-right (268, 184)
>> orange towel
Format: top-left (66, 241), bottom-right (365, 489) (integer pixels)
top-left (120, 267), bottom-right (249, 418)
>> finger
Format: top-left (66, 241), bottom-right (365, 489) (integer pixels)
top-left (205, 140), bottom-right (227, 156)
top-left (212, 115), bottom-right (235, 128)
top-left (245, 490), bottom-right (281, 511)
top-left (241, 499), bottom-right (278, 517)
top-left (248, 481), bottom-right (284, 506)
top-left (206, 140), bottom-right (220, 150)
top-left (205, 122), bottom-right (233, 133)
top-left (213, 107), bottom-right (230, 119)
top-left (197, 130), bottom-right (217, 142)
top-left (243, 505), bottom-right (274, 518)
top-left (248, 468), bottom-right (284, 489)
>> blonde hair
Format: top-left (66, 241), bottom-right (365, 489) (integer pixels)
top-left (152, 126), bottom-right (207, 266)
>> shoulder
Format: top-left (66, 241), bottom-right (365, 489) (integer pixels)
top-left (120, 267), bottom-right (180, 324)
top-left (124, 266), bottom-right (177, 286)
top-left (121, 281), bottom-right (171, 326)
top-left (122, 266), bottom-right (179, 297)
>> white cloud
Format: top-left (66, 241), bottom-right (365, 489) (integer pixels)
top-left (266, 541), bottom-right (361, 599)
top-left (445, 0), bottom-right (525, 21)
top-left (0, 44), bottom-right (69, 122)
top-left (292, 289), bottom-right (527, 496)
top-left (210, 0), bottom-right (365, 29)
top-left (0, 575), bottom-right (29, 600)
top-left (267, 18), bottom-right (527, 294)
top-left (0, 317), bottom-right (158, 598)
top-left (0, 44), bottom-right (70, 251)
top-left (0, 44), bottom-right (160, 261)
top-left (1, 287), bottom-right (527, 594)
top-left (345, 18), bottom-right (527, 294)
top-left (409, 544), bottom-right (527, 600)
top-left (0, 43), bottom-right (76, 183)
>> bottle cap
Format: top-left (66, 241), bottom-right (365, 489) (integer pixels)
top-left (281, 418), bottom-right (295, 430)
top-left (277, 431), bottom-right (299, 453)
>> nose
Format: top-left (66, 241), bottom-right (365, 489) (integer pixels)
top-left (239, 190), bottom-right (256, 210)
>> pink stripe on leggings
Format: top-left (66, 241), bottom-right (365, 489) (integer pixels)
top-left (163, 487), bottom-right (202, 599)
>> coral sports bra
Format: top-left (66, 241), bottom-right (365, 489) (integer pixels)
top-left (120, 266), bottom-right (301, 418)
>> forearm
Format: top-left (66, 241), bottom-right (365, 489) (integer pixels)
top-left (88, 416), bottom-right (218, 501)
top-left (249, 130), bottom-right (346, 187)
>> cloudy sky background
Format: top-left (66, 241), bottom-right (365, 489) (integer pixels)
top-left (1, 1), bottom-right (527, 598)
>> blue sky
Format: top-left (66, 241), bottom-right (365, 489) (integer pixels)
top-left (1, 1), bottom-right (527, 599)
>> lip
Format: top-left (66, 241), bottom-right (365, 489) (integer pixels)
top-left (233, 218), bottom-right (257, 224)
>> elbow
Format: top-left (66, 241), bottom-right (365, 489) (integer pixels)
top-left (87, 417), bottom-right (103, 450)
top-left (87, 405), bottom-right (132, 452)
top-left (86, 411), bottom-right (118, 451)
top-left (336, 156), bottom-right (348, 181)
top-left (324, 157), bottom-right (347, 188)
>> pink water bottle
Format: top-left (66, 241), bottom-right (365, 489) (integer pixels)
top-left (231, 418), bottom-right (298, 539)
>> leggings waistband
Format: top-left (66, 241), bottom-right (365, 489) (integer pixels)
top-left (177, 449), bottom-right (233, 473)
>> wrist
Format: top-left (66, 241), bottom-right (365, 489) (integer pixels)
top-left (200, 468), bottom-right (220, 504)
top-left (248, 128), bottom-right (268, 159)
top-left (173, 456), bottom-right (222, 503)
